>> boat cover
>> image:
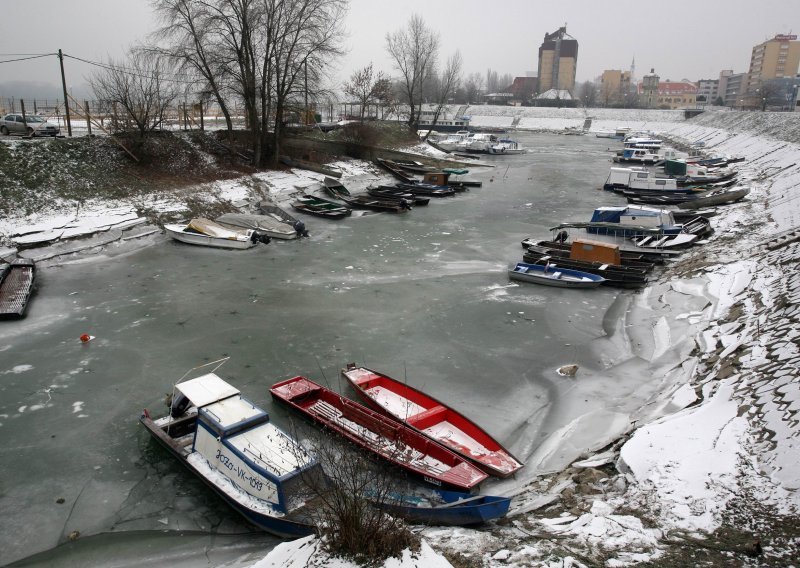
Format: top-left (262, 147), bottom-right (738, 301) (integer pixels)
top-left (187, 218), bottom-right (248, 239)
top-left (177, 373), bottom-right (240, 407)
top-left (215, 213), bottom-right (294, 234)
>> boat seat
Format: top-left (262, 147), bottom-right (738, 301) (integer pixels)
top-left (552, 271), bottom-right (562, 279)
top-left (406, 405), bottom-right (447, 429)
top-left (516, 266), bottom-right (528, 273)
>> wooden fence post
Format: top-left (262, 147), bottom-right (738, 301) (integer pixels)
top-left (20, 100), bottom-right (29, 135)
top-left (199, 100), bottom-right (204, 131)
top-left (85, 100), bottom-right (92, 136)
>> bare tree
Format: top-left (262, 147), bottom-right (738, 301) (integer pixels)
top-left (498, 73), bottom-right (514, 91)
top-left (577, 81), bottom-right (598, 108)
top-left (150, 0), bottom-right (235, 143)
top-left (486, 68), bottom-right (499, 93)
top-left (342, 63), bottom-right (390, 121)
top-left (422, 51), bottom-right (462, 140)
top-left (148, 0), bottom-right (346, 167)
top-left (264, 0), bottom-right (347, 165)
top-left (89, 49), bottom-right (179, 138)
top-left (386, 14), bottom-right (440, 130)
top-left (462, 72), bottom-right (484, 104)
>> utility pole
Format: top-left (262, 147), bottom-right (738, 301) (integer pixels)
top-left (58, 49), bottom-right (72, 136)
top-left (304, 60), bottom-right (308, 125)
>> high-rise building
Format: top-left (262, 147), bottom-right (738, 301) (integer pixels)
top-left (746, 33), bottom-right (800, 93)
top-left (537, 26), bottom-right (578, 95)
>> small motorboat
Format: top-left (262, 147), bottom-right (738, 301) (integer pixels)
top-left (341, 366), bottom-right (523, 478)
top-left (164, 218), bottom-right (265, 249)
top-left (140, 363), bottom-right (321, 538)
top-left (509, 262), bottom-right (606, 289)
top-left (270, 376), bottom-right (488, 491)
top-left (215, 213), bottom-right (298, 240)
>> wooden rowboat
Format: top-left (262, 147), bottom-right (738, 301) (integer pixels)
top-left (341, 366), bottom-right (523, 478)
top-left (0, 259), bottom-right (36, 319)
top-left (509, 262), bottom-right (606, 289)
top-left (270, 376), bottom-right (488, 491)
top-left (369, 488), bottom-right (511, 526)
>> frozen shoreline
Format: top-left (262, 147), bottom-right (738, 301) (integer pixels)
top-left (3, 109), bottom-right (800, 566)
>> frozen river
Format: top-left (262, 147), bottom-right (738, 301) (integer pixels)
top-left (1, 133), bottom-right (668, 566)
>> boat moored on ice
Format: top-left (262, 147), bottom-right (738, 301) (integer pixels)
top-left (140, 365), bottom-right (321, 537)
top-left (341, 365), bottom-right (523, 478)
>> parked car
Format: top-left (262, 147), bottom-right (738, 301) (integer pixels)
top-left (0, 114), bottom-right (60, 137)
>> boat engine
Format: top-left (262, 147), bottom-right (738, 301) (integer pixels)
top-left (400, 198), bottom-right (412, 211)
top-left (293, 220), bottom-right (309, 237)
top-left (168, 392), bottom-right (191, 417)
top-left (252, 231), bottom-right (272, 244)
top-left (553, 230), bottom-right (569, 243)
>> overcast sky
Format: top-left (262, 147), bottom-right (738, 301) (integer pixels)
top-left (1, 0), bottom-right (796, 99)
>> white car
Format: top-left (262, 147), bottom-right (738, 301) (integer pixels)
top-left (0, 114), bottom-right (60, 137)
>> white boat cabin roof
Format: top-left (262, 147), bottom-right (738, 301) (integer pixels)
top-left (177, 372), bottom-right (240, 407)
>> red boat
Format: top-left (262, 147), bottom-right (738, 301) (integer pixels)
top-left (270, 376), bottom-right (488, 491)
top-left (341, 366), bottom-right (523, 478)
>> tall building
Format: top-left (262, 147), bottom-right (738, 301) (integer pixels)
top-left (537, 26), bottom-right (578, 95)
top-left (746, 33), bottom-right (800, 94)
top-left (600, 69), bottom-right (632, 106)
top-left (720, 71), bottom-right (748, 108)
top-left (696, 79), bottom-right (720, 106)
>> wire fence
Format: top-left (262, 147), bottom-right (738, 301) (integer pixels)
top-left (0, 97), bottom-right (371, 135)
top-left (0, 97), bottom-right (251, 134)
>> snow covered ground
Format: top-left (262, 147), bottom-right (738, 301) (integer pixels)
top-left (3, 108), bottom-right (799, 566)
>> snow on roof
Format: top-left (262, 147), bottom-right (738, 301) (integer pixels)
top-left (176, 373), bottom-right (240, 407)
top-left (536, 89), bottom-right (573, 100)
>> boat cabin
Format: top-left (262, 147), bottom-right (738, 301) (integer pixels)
top-left (422, 172), bottom-right (451, 186)
top-left (178, 373), bottom-right (319, 514)
top-left (589, 206), bottom-right (680, 235)
top-left (628, 171), bottom-right (678, 192)
top-left (569, 239), bottom-right (622, 266)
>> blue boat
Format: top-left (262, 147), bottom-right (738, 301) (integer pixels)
top-left (370, 489), bottom-right (511, 526)
top-left (508, 262), bottom-right (606, 289)
top-left (140, 366), bottom-right (321, 538)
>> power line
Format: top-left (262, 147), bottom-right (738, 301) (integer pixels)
top-left (0, 53), bottom-right (56, 64)
top-left (63, 53), bottom-right (201, 85)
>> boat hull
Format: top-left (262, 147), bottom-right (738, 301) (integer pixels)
top-left (373, 489), bottom-right (511, 526)
top-left (509, 262), bottom-right (605, 288)
top-left (271, 376), bottom-right (488, 491)
top-left (139, 415), bottom-right (315, 538)
top-left (341, 367), bottom-right (523, 478)
top-left (165, 224), bottom-right (257, 249)
top-left (0, 259), bottom-right (36, 319)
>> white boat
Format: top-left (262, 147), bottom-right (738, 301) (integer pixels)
top-left (140, 364), bottom-right (322, 537)
top-left (433, 130), bottom-right (472, 151)
top-left (612, 148), bottom-right (663, 165)
top-left (488, 139), bottom-right (526, 154)
top-left (215, 213), bottom-right (298, 240)
top-left (164, 218), bottom-right (261, 249)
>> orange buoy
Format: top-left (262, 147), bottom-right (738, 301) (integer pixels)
top-left (80, 334), bottom-right (91, 343)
